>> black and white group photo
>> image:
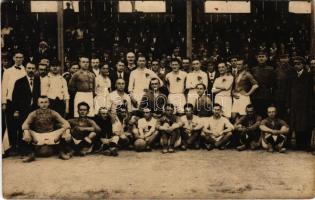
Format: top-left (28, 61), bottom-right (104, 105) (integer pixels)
top-left (1, 0), bottom-right (315, 199)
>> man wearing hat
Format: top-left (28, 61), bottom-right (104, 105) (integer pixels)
top-left (286, 56), bottom-right (314, 151)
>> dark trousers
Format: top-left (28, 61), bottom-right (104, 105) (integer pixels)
top-left (181, 130), bottom-right (200, 148)
top-left (237, 130), bottom-right (260, 146)
top-left (295, 131), bottom-right (312, 150)
top-left (265, 134), bottom-right (286, 148)
top-left (5, 101), bottom-right (20, 150)
top-left (49, 98), bottom-right (65, 117)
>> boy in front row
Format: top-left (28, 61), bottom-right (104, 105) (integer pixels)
top-left (201, 103), bottom-right (234, 150)
top-left (68, 102), bottom-right (101, 156)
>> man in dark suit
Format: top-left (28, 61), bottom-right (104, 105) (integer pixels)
top-left (206, 61), bottom-right (219, 97)
top-left (286, 56), bottom-right (314, 150)
top-left (12, 62), bottom-right (41, 152)
top-left (110, 61), bottom-right (130, 93)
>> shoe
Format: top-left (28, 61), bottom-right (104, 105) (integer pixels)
top-left (267, 145), bottom-right (274, 153)
top-left (59, 152), bottom-right (71, 160)
top-left (168, 148), bottom-right (175, 153)
top-left (181, 145), bottom-right (187, 151)
top-left (102, 149), bottom-right (111, 156)
top-left (110, 147), bottom-right (119, 156)
top-left (194, 143), bottom-right (200, 150)
top-left (145, 146), bottom-right (152, 151)
top-left (205, 143), bottom-right (214, 151)
top-left (22, 153), bottom-right (35, 163)
top-left (236, 144), bottom-right (247, 151)
top-left (162, 149), bottom-right (168, 154)
top-left (218, 146), bottom-right (226, 150)
top-left (250, 142), bottom-right (259, 150)
top-left (279, 147), bottom-right (286, 153)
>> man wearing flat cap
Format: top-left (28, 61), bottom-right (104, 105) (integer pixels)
top-left (286, 56), bottom-right (314, 151)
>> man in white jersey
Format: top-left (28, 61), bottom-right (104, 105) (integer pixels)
top-left (165, 58), bottom-right (187, 114)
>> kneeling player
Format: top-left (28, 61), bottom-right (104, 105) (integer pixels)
top-left (94, 107), bottom-right (119, 156)
top-left (68, 102), bottom-right (101, 156)
top-left (157, 103), bottom-right (183, 153)
top-left (180, 103), bottom-right (204, 150)
top-left (234, 104), bottom-right (262, 151)
top-left (112, 106), bottom-right (138, 149)
top-left (201, 103), bottom-right (234, 150)
top-left (133, 108), bottom-right (159, 151)
top-left (260, 105), bottom-right (289, 153)
top-left (21, 96), bottom-right (72, 162)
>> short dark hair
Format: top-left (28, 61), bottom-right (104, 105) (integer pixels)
top-left (38, 95), bottom-right (48, 99)
top-left (77, 101), bottom-right (90, 111)
top-left (165, 103), bottom-right (175, 110)
top-left (184, 103), bottom-right (194, 110)
top-left (246, 104), bottom-right (255, 110)
top-left (171, 58), bottom-right (180, 64)
top-left (213, 103), bottom-right (222, 109)
top-left (195, 83), bottom-right (206, 90)
top-left (50, 60), bottom-right (61, 67)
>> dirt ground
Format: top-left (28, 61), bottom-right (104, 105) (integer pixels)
top-left (2, 149), bottom-right (315, 199)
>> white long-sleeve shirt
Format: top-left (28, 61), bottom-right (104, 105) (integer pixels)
top-left (185, 70), bottom-right (208, 90)
top-left (41, 73), bottom-right (70, 100)
top-left (128, 67), bottom-right (163, 94)
top-left (212, 75), bottom-right (234, 97)
top-left (165, 70), bottom-right (187, 94)
top-left (2, 65), bottom-right (26, 103)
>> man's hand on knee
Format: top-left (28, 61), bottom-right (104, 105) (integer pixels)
top-left (23, 131), bottom-right (32, 143)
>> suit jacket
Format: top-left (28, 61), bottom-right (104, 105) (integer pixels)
top-left (12, 76), bottom-right (41, 120)
top-left (207, 71), bottom-right (220, 95)
top-left (110, 70), bottom-right (130, 93)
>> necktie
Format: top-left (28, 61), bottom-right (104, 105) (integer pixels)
top-left (118, 73), bottom-right (122, 79)
top-left (29, 77), bottom-right (33, 92)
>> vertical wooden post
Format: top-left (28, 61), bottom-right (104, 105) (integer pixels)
top-left (311, 0), bottom-right (315, 59)
top-left (57, 1), bottom-right (64, 72)
top-left (186, 0), bottom-right (192, 58)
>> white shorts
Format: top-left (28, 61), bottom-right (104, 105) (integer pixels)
top-left (215, 95), bottom-right (232, 118)
top-left (168, 93), bottom-right (186, 114)
top-left (94, 94), bottom-right (110, 114)
top-left (74, 92), bottom-right (95, 117)
top-left (232, 93), bottom-right (251, 115)
top-left (30, 129), bottom-right (65, 146)
top-left (187, 89), bottom-right (198, 106)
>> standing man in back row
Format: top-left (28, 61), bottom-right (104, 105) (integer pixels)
top-left (69, 55), bottom-right (96, 117)
top-left (128, 56), bottom-right (162, 110)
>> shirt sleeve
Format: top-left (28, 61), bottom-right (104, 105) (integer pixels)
top-left (185, 73), bottom-right (193, 89)
top-left (22, 111), bottom-right (36, 130)
top-left (202, 72), bottom-right (208, 88)
top-left (62, 78), bottom-right (70, 100)
top-left (52, 110), bottom-right (70, 129)
top-left (1, 70), bottom-right (9, 103)
top-left (224, 117), bottom-right (234, 130)
top-left (68, 73), bottom-right (77, 92)
top-left (279, 119), bottom-right (289, 128)
top-left (247, 72), bottom-right (258, 86)
top-left (128, 71), bottom-right (135, 93)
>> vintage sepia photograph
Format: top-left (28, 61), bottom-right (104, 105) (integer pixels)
top-left (1, 0), bottom-right (315, 199)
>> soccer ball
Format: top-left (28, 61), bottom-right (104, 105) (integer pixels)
top-left (134, 139), bottom-right (147, 151)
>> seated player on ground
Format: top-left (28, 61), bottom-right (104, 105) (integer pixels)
top-left (132, 108), bottom-right (159, 151)
top-left (180, 103), bottom-right (204, 150)
top-left (112, 105), bottom-right (138, 149)
top-left (260, 105), bottom-right (289, 153)
top-left (68, 102), bottom-right (101, 156)
top-left (94, 107), bottom-right (119, 156)
top-left (21, 96), bottom-right (72, 162)
top-left (201, 103), bottom-right (234, 150)
top-left (234, 104), bottom-right (262, 151)
top-left (157, 103), bottom-right (183, 153)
